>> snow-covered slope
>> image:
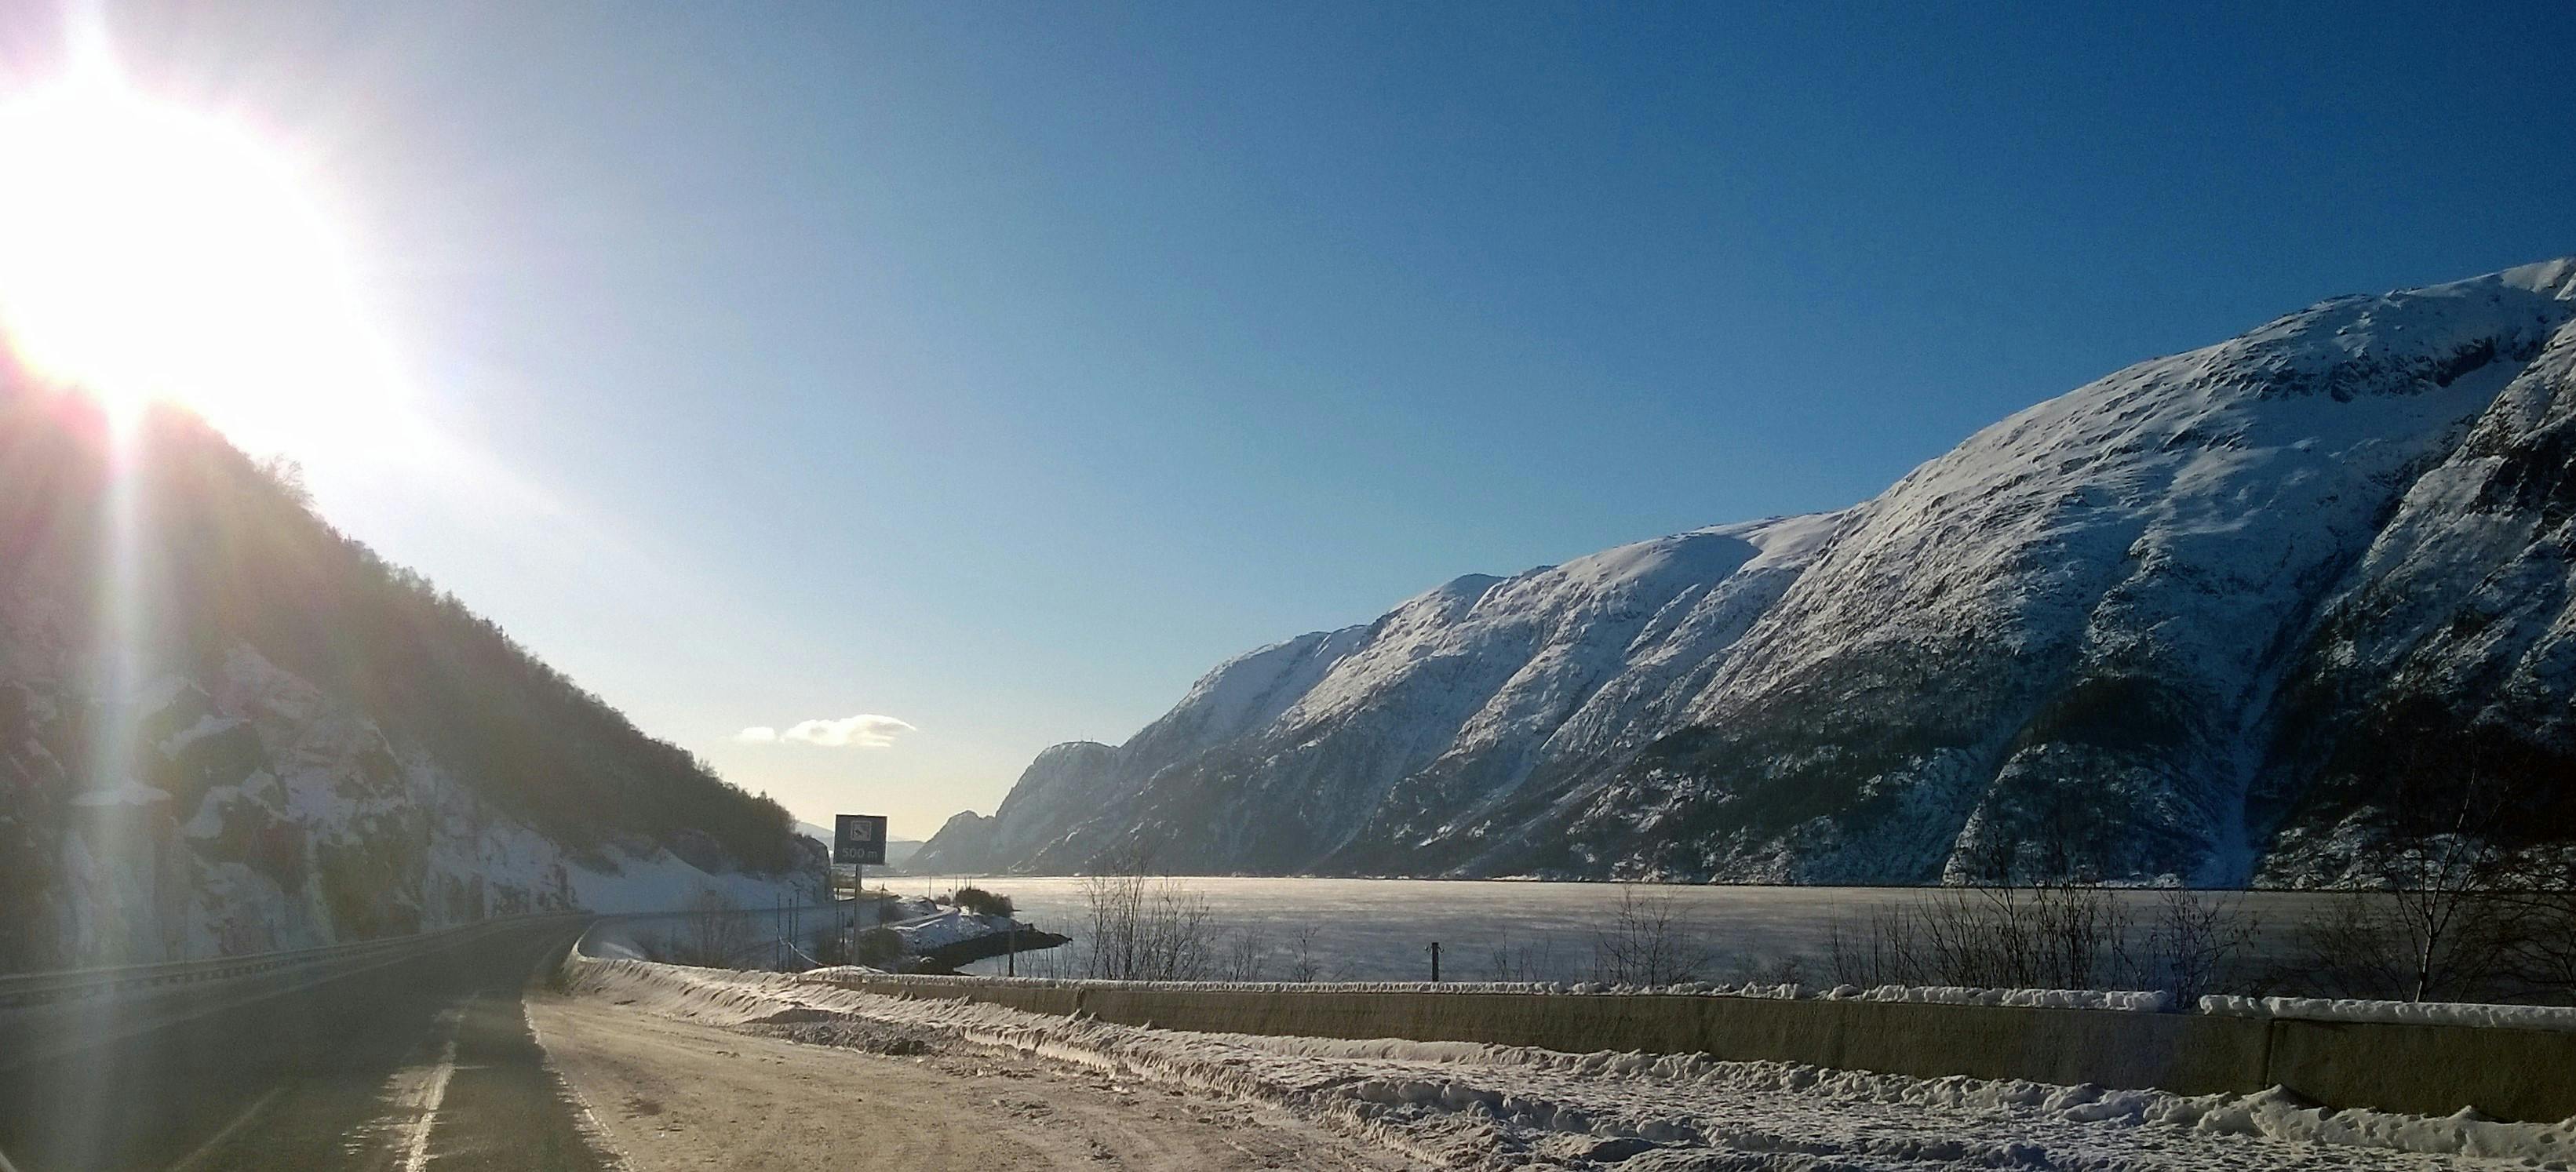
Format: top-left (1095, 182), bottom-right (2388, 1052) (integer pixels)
top-left (915, 515), bottom-right (1854, 875)
top-left (920, 259), bottom-right (2576, 883)
top-left (0, 395), bottom-right (824, 970)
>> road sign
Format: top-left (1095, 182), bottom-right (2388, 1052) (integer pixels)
top-left (833, 813), bottom-right (888, 866)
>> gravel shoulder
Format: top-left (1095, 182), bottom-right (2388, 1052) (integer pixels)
top-left (526, 990), bottom-right (1415, 1171)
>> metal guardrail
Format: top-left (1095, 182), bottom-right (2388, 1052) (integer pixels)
top-left (574, 901), bottom-right (879, 968)
top-left (0, 912), bottom-right (585, 1010)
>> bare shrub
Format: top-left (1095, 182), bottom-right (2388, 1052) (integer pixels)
top-left (1827, 903), bottom-right (1923, 988)
top-left (852, 926), bottom-right (902, 968)
top-left (678, 887), bottom-right (751, 966)
top-left (1079, 864), bottom-right (1217, 981)
top-left (1829, 882), bottom-right (2251, 1002)
top-left (2498, 875), bottom-right (2576, 1003)
top-left (636, 929), bottom-right (681, 964)
top-left (806, 923), bottom-right (851, 966)
top-left (1219, 924), bottom-right (1268, 981)
top-left (1590, 885), bottom-right (1714, 986)
top-left (803, 908), bottom-right (906, 970)
top-left (2144, 886), bottom-right (2257, 1004)
top-left (1482, 933), bottom-right (1560, 983)
top-left (1931, 881), bottom-right (2130, 990)
top-left (1729, 952), bottom-right (1806, 988)
top-left (1022, 941), bottom-right (1069, 979)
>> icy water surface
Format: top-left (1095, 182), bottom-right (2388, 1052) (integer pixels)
top-left (920, 875), bottom-right (2342, 984)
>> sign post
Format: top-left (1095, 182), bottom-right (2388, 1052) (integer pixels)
top-left (833, 814), bottom-right (888, 957)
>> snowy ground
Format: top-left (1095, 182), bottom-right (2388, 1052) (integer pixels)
top-left (565, 955), bottom-right (2576, 1170)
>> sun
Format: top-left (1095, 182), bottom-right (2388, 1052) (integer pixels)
top-left (0, 42), bottom-right (408, 459)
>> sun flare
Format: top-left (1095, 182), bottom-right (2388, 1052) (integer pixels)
top-left (0, 44), bottom-right (407, 460)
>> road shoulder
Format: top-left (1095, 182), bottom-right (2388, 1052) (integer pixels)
top-left (526, 989), bottom-right (1408, 1171)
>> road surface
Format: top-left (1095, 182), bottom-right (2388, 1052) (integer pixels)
top-left (0, 919), bottom-right (613, 1172)
top-left (0, 918), bottom-right (1401, 1171)
top-left (529, 995), bottom-right (1404, 1170)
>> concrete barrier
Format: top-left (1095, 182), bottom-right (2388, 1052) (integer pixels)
top-left (2263, 1017), bottom-right (2576, 1124)
top-left (811, 975), bottom-right (2576, 1123)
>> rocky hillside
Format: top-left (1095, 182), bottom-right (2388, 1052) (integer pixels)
top-left (0, 387), bottom-right (823, 971)
top-left (917, 259), bottom-right (2576, 885)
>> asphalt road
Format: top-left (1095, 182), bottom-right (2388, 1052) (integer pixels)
top-left (0, 919), bottom-right (613, 1172)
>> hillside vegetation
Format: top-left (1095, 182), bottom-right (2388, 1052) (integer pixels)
top-left (0, 379), bottom-right (813, 969)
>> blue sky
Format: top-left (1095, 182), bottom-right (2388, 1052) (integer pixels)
top-left (39, 1), bottom-right (2576, 836)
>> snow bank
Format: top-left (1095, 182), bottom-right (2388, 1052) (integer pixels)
top-left (1824, 985), bottom-right (2173, 1012)
top-left (833, 971), bottom-right (2172, 1011)
top-left (568, 954), bottom-right (2576, 1170)
top-left (2201, 995), bottom-right (2576, 1032)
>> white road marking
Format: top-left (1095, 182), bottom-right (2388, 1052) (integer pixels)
top-left (523, 1002), bottom-right (637, 1171)
top-left (393, 1007), bottom-right (465, 1172)
top-left (164, 1085), bottom-right (286, 1171)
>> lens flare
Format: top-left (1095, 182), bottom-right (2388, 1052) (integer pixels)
top-left (0, 35), bottom-right (410, 460)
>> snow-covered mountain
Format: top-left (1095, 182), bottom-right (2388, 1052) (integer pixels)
top-left (916, 259), bottom-right (2576, 885)
top-left (0, 393), bottom-right (824, 971)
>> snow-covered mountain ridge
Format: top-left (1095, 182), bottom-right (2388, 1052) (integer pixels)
top-left (917, 258), bottom-right (2576, 883)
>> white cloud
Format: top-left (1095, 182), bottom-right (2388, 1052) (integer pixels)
top-left (737, 714), bottom-right (916, 748)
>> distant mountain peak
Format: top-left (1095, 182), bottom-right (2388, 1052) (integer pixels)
top-left (918, 259), bottom-right (2576, 885)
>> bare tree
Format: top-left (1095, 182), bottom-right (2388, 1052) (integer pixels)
top-left (1590, 885), bottom-right (1715, 986)
top-left (1078, 857), bottom-right (1218, 981)
top-left (2297, 763), bottom-right (2520, 1002)
top-left (1139, 882), bottom-right (1215, 980)
top-left (2384, 773), bottom-right (2516, 1003)
top-left (1080, 869), bottom-right (1147, 978)
top-left (1286, 923), bottom-right (1326, 983)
